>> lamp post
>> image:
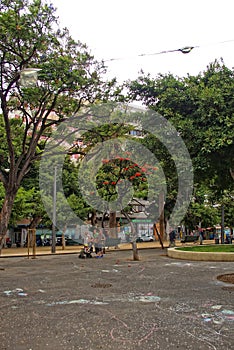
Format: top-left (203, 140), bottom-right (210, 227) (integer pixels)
top-left (221, 204), bottom-right (225, 244)
top-left (159, 191), bottom-right (165, 240)
top-left (51, 166), bottom-right (57, 253)
top-left (19, 68), bottom-right (41, 87)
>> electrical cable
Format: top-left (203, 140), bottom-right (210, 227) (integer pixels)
top-left (104, 39), bottom-right (234, 62)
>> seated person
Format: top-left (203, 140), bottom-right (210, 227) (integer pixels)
top-left (79, 244), bottom-right (92, 258)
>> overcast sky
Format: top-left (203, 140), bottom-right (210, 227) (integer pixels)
top-left (52, 0), bottom-right (234, 82)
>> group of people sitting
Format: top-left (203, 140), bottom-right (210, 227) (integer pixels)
top-left (79, 228), bottom-right (106, 259)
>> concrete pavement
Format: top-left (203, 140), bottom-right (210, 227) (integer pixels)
top-left (0, 248), bottom-right (233, 350)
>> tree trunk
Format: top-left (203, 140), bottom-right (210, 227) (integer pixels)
top-left (159, 191), bottom-right (165, 240)
top-left (131, 240), bottom-right (140, 261)
top-left (121, 210), bottom-right (140, 261)
top-left (29, 216), bottom-right (42, 229)
top-left (153, 223), bottom-right (164, 249)
top-left (109, 211), bottom-right (117, 238)
top-left (129, 220), bottom-right (140, 261)
top-left (0, 191), bottom-right (17, 253)
top-left (62, 224), bottom-right (67, 250)
top-left (230, 168), bottom-right (234, 180)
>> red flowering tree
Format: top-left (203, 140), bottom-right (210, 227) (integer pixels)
top-left (96, 155), bottom-right (160, 260)
top-left (96, 156), bottom-right (152, 201)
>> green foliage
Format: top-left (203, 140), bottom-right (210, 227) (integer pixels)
top-left (0, 0), bottom-right (121, 235)
top-left (96, 157), bottom-right (150, 203)
top-left (140, 133), bottom-right (178, 215)
top-left (0, 0), bottom-right (118, 176)
top-left (177, 245), bottom-right (234, 252)
top-left (184, 202), bottom-right (219, 229)
top-left (0, 183), bottom-right (5, 207)
top-left (128, 60), bottom-right (234, 189)
top-left (67, 193), bottom-right (89, 222)
top-left (0, 114), bottom-right (25, 172)
top-left (127, 60), bottom-right (234, 228)
top-left (10, 186), bottom-right (40, 224)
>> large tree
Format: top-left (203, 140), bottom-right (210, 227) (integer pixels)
top-left (127, 60), bottom-right (234, 228)
top-left (0, 0), bottom-right (117, 248)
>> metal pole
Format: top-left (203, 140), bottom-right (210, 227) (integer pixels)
top-left (32, 228), bottom-right (36, 259)
top-left (159, 191), bottom-right (165, 240)
top-left (51, 166), bottom-right (57, 254)
top-left (27, 229), bottom-right (30, 259)
top-left (221, 204), bottom-right (225, 244)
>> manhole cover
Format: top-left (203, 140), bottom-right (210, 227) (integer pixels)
top-left (217, 273), bottom-right (234, 284)
top-left (91, 282), bottom-right (112, 288)
top-left (222, 286), bottom-right (234, 292)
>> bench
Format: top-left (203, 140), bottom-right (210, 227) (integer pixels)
top-left (104, 237), bottom-right (121, 248)
top-left (181, 235), bottom-right (199, 243)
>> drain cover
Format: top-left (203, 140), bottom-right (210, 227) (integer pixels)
top-left (217, 273), bottom-right (234, 284)
top-left (91, 282), bottom-right (112, 288)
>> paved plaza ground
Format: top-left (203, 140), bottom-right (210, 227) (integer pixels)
top-left (0, 247), bottom-right (234, 350)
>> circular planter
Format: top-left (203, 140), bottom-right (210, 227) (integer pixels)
top-left (167, 247), bottom-right (234, 261)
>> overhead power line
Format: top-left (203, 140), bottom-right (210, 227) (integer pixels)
top-left (104, 39), bottom-right (234, 62)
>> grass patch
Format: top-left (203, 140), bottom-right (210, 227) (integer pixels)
top-left (177, 245), bottom-right (234, 253)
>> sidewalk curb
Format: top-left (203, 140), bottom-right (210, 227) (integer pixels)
top-left (0, 240), bottom-right (217, 259)
top-left (167, 247), bottom-right (234, 261)
top-left (0, 243), bottom-right (168, 258)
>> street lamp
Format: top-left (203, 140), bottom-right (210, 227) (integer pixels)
top-left (51, 166), bottom-right (57, 253)
top-left (19, 68), bottom-right (41, 87)
top-left (221, 204), bottom-right (225, 244)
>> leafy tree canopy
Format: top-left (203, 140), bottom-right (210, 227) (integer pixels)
top-left (0, 0), bottom-right (121, 241)
top-left (127, 60), bottom-right (234, 195)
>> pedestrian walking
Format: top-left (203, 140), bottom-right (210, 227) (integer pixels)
top-left (199, 228), bottom-right (204, 245)
top-left (169, 229), bottom-right (176, 247)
